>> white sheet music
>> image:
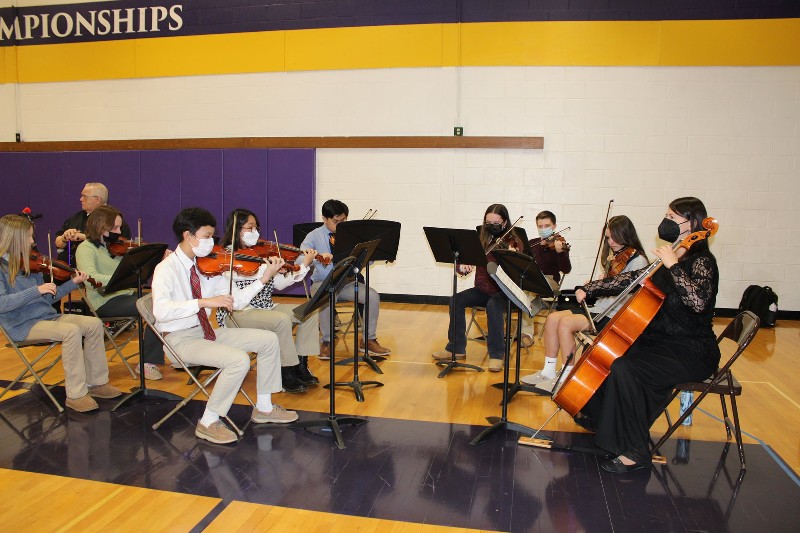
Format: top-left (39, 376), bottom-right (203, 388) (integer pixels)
top-left (488, 262), bottom-right (534, 317)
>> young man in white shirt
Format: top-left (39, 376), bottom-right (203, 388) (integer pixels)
top-left (151, 207), bottom-right (295, 445)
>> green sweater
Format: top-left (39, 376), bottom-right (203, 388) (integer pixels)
top-left (76, 240), bottom-right (134, 310)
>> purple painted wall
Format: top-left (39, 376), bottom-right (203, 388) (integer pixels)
top-left (0, 148), bottom-right (315, 294)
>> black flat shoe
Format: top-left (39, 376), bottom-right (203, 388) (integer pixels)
top-left (573, 413), bottom-right (595, 432)
top-left (601, 456), bottom-right (651, 474)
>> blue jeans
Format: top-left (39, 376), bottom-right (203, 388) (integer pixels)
top-left (445, 287), bottom-right (508, 360)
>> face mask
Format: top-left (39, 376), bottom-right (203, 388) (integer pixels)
top-left (105, 232), bottom-right (121, 244)
top-left (191, 236), bottom-right (215, 258)
top-left (538, 227), bottom-right (555, 239)
top-left (658, 218), bottom-right (682, 242)
top-left (485, 223), bottom-right (505, 237)
top-left (241, 229), bottom-right (260, 247)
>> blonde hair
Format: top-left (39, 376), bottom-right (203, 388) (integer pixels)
top-left (85, 205), bottom-right (121, 242)
top-left (85, 182), bottom-right (109, 203)
top-left (0, 214), bottom-right (33, 285)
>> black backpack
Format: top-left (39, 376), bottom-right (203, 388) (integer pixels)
top-left (738, 285), bottom-right (778, 327)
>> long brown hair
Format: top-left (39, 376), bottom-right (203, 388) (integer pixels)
top-left (0, 214), bottom-right (34, 285)
top-left (600, 215), bottom-right (648, 272)
top-left (85, 205), bottom-right (121, 243)
top-left (479, 204), bottom-right (511, 250)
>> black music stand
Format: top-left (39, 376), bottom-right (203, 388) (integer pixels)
top-left (292, 222), bottom-right (323, 248)
top-left (332, 220), bottom-right (401, 373)
top-left (489, 249), bottom-right (554, 402)
top-left (291, 254), bottom-right (368, 449)
top-left (423, 227), bottom-right (487, 377)
top-left (106, 243), bottom-right (181, 411)
top-left (470, 255), bottom-right (549, 445)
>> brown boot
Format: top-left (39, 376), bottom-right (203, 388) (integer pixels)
top-left (66, 394), bottom-right (99, 412)
top-left (359, 338), bottom-right (391, 356)
top-left (88, 383), bottom-right (123, 399)
top-left (319, 341), bottom-right (331, 360)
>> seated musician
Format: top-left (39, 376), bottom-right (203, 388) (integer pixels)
top-left (432, 203), bottom-right (524, 372)
top-left (151, 207), bottom-right (293, 445)
top-left (0, 214), bottom-right (121, 412)
top-left (54, 182), bottom-right (131, 266)
top-left (75, 205), bottom-right (166, 380)
top-left (572, 197), bottom-right (720, 473)
top-left (299, 199), bottom-right (391, 359)
top-left (519, 210), bottom-right (572, 347)
top-left (214, 208), bottom-right (321, 394)
top-left (521, 215), bottom-right (648, 392)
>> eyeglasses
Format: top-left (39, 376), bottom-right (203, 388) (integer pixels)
top-left (80, 194), bottom-right (100, 200)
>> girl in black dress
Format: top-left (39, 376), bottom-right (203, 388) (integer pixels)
top-left (574, 197), bottom-right (720, 473)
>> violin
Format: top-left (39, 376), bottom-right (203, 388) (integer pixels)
top-left (606, 246), bottom-right (636, 278)
top-left (107, 237), bottom-right (149, 257)
top-left (196, 246), bottom-right (299, 278)
top-left (552, 217), bottom-right (719, 416)
top-left (250, 240), bottom-right (331, 266)
top-left (29, 250), bottom-right (102, 289)
top-left (540, 234), bottom-right (571, 252)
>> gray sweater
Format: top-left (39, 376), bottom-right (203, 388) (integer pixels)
top-left (0, 260), bottom-right (79, 341)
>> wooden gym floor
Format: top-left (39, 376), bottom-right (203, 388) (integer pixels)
top-left (1, 299), bottom-right (799, 532)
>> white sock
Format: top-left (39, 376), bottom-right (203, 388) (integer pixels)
top-left (256, 393), bottom-right (273, 413)
top-left (541, 357), bottom-right (558, 378)
top-left (199, 409), bottom-right (220, 427)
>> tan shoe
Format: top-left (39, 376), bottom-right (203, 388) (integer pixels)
top-left (519, 333), bottom-right (534, 348)
top-left (319, 341), bottom-right (331, 360)
top-left (88, 383), bottom-right (123, 399)
top-left (432, 350), bottom-right (465, 360)
top-left (66, 394), bottom-right (99, 412)
top-left (251, 405), bottom-right (299, 424)
top-left (359, 338), bottom-right (391, 356)
top-left (488, 359), bottom-right (503, 372)
top-left (196, 420), bottom-right (238, 444)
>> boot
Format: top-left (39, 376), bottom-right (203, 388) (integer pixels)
top-left (280, 366), bottom-right (308, 394)
top-left (296, 356), bottom-right (320, 385)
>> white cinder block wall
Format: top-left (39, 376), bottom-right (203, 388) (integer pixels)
top-left (3, 65), bottom-right (799, 309)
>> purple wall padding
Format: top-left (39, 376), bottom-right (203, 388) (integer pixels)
top-left (0, 148), bottom-right (315, 294)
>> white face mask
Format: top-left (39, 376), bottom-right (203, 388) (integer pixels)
top-left (191, 236), bottom-right (215, 258)
top-left (538, 227), bottom-right (555, 239)
top-left (241, 229), bottom-right (260, 247)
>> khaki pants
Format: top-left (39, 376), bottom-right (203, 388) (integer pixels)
top-left (25, 314), bottom-right (108, 399)
top-left (227, 303), bottom-right (320, 366)
top-left (164, 326), bottom-right (280, 417)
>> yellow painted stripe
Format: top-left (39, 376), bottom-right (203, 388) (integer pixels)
top-left (2, 18), bottom-right (798, 84)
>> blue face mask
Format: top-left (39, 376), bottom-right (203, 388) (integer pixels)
top-left (538, 227), bottom-right (555, 239)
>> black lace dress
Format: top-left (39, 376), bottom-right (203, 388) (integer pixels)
top-left (578, 248), bottom-right (721, 457)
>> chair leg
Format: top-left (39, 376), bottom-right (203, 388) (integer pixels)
top-left (719, 393), bottom-right (733, 441)
top-left (729, 393), bottom-right (746, 470)
top-left (4, 346), bottom-right (64, 413)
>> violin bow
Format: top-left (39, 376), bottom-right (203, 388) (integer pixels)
top-left (46, 231), bottom-right (55, 281)
top-left (589, 199), bottom-right (614, 282)
top-left (485, 216), bottom-right (524, 253)
top-left (228, 213), bottom-right (237, 296)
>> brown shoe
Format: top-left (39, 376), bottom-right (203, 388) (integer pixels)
top-left (66, 394), bottom-right (99, 412)
top-left (432, 350), bottom-right (465, 360)
top-left (195, 420), bottom-right (238, 444)
top-left (319, 341), bottom-right (331, 360)
top-left (88, 383), bottom-right (123, 399)
top-left (251, 405), bottom-right (299, 424)
top-left (359, 338), bottom-right (391, 356)
top-left (519, 333), bottom-right (534, 348)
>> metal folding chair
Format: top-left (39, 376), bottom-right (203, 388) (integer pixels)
top-left (135, 294), bottom-right (254, 435)
top-left (0, 322), bottom-right (65, 412)
top-left (650, 311), bottom-right (760, 470)
top-left (80, 288), bottom-right (138, 378)
top-left (536, 273), bottom-right (566, 340)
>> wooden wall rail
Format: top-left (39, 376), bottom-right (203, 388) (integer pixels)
top-left (0, 136), bottom-right (543, 152)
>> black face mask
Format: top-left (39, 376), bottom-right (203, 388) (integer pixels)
top-left (485, 223), bottom-right (505, 237)
top-left (105, 232), bottom-right (121, 244)
top-left (657, 218), bottom-right (682, 242)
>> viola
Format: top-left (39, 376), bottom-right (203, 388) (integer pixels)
top-left (541, 234), bottom-right (571, 252)
top-left (607, 246), bottom-right (636, 278)
top-left (551, 217), bottom-right (718, 416)
top-left (249, 240), bottom-right (331, 266)
top-left (29, 250), bottom-right (102, 289)
top-left (196, 246), bottom-right (299, 278)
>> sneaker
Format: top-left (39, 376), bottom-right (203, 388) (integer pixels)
top-left (533, 377), bottom-right (557, 395)
top-left (135, 363), bottom-right (163, 381)
top-left (195, 420), bottom-right (238, 444)
top-left (488, 359), bottom-right (503, 372)
top-left (319, 341), bottom-right (331, 360)
top-left (432, 350), bottom-right (465, 360)
top-left (360, 338), bottom-right (391, 356)
top-left (88, 383), bottom-right (123, 399)
top-left (65, 394), bottom-right (99, 412)
top-left (251, 405), bottom-right (299, 424)
top-left (520, 370), bottom-right (555, 386)
top-left (519, 333), bottom-right (534, 348)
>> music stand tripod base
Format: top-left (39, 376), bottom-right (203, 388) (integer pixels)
top-left (335, 353), bottom-right (385, 374)
top-left (323, 379), bottom-right (384, 403)
top-left (436, 357), bottom-right (484, 378)
top-left (470, 418), bottom-right (537, 446)
top-left (293, 415), bottom-right (367, 450)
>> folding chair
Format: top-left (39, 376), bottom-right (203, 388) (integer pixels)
top-left (80, 288), bottom-right (138, 378)
top-left (650, 311), bottom-right (760, 470)
top-left (0, 322), bottom-right (65, 412)
top-left (535, 273), bottom-right (566, 340)
top-left (135, 294), bottom-right (255, 435)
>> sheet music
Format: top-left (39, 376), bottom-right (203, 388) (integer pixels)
top-left (488, 262), bottom-right (534, 317)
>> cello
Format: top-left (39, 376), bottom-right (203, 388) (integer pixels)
top-left (551, 217), bottom-right (719, 416)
